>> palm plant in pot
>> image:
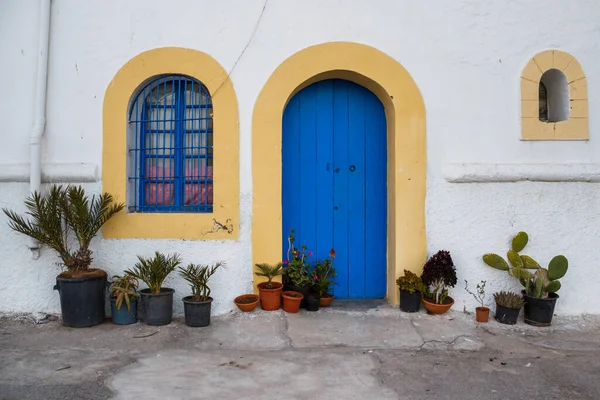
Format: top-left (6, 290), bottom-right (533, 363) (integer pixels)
top-left (3, 185), bottom-right (124, 327)
top-left (110, 274), bottom-right (139, 325)
top-left (421, 250), bottom-right (457, 314)
top-left (255, 262), bottom-right (283, 310)
top-left (483, 231), bottom-right (568, 326)
top-left (464, 280), bottom-right (489, 322)
top-left (179, 262), bottom-right (224, 327)
top-left (125, 252), bottom-right (181, 326)
top-left (396, 270), bottom-right (425, 313)
top-left (493, 291), bottom-right (525, 325)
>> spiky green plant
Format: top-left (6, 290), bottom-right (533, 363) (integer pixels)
top-left (255, 262), bottom-right (283, 289)
top-left (493, 291), bottom-right (525, 309)
top-left (125, 252), bottom-right (181, 294)
top-left (179, 262), bottom-right (225, 302)
top-left (3, 185), bottom-right (125, 273)
top-left (110, 274), bottom-right (139, 312)
top-left (482, 231), bottom-right (568, 299)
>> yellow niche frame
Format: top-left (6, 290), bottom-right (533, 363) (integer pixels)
top-left (251, 42), bottom-right (427, 304)
top-left (102, 47), bottom-right (240, 240)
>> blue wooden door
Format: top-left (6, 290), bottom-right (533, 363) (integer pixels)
top-left (282, 79), bottom-right (387, 298)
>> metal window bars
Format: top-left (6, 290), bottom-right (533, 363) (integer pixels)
top-left (128, 75), bottom-right (213, 212)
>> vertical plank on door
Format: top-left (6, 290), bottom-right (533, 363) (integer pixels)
top-left (347, 82), bottom-right (367, 298)
top-left (365, 90), bottom-right (387, 298)
top-left (282, 96), bottom-right (301, 260)
top-left (332, 81), bottom-right (350, 298)
top-left (315, 81), bottom-right (334, 262)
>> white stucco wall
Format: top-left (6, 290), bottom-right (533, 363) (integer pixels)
top-left (1, 0), bottom-right (599, 316)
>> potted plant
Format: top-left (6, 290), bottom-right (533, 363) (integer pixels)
top-left (234, 294), bottom-right (260, 312)
top-left (179, 262), bottom-right (224, 327)
top-left (3, 185), bottom-right (124, 327)
top-left (125, 252), bottom-right (181, 326)
top-left (282, 291), bottom-right (304, 313)
top-left (482, 231), bottom-right (568, 326)
top-left (282, 230), bottom-right (313, 306)
top-left (396, 270), bottom-right (425, 313)
top-left (421, 250), bottom-right (457, 314)
top-left (110, 274), bottom-right (139, 325)
top-left (255, 262), bottom-right (283, 310)
top-left (311, 249), bottom-right (337, 307)
top-left (464, 280), bottom-right (489, 322)
top-left (493, 291), bottom-right (525, 325)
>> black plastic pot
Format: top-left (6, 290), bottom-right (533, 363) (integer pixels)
top-left (523, 291), bottom-right (559, 327)
top-left (306, 293), bottom-right (320, 312)
top-left (183, 296), bottom-right (213, 327)
top-left (494, 303), bottom-right (521, 325)
top-left (54, 276), bottom-right (107, 327)
top-left (399, 290), bottom-right (421, 313)
top-left (139, 288), bottom-right (174, 326)
top-left (284, 284), bottom-right (311, 308)
top-left (111, 298), bottom-right (138, 325)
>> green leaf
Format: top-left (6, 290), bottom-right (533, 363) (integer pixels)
top-left (548, 255), bottom-right (568, 280)
top-left (482, 254), bottom-right (509, 271)
top-left (545, 280), bottom-right (561, 293)
top-left (507, 250), bottom-right (524, 269)
top-left (512, 231), bottom-right (529, 252)
top-left (520, 255), bottom-right (541, 270)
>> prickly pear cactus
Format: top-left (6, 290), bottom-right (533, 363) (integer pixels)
top-left (482, 232), bottom-right (568, 299)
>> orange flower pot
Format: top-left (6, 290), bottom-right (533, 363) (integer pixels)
top-left (422, 296), bottom-right (454, 314)
top-left (476, 306), bottom-right (490, 323)
top-left (319, 293), bottom-right (334, 307)
top-left (234, 294), bottom-right (259, 312)
top-left (282, 291), bottom-right (304, 313)
top-left (257, 282), bottom-right (283, 311)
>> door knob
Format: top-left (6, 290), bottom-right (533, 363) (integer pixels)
top-left (349, 165), bottom-right (356, 172)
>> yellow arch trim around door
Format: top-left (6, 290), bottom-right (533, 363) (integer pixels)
top-left (252, 42), bottom-right (426, 304)
top-left (102, 47), bottom-right (240, 240)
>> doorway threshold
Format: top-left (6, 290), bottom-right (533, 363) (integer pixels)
top-left (328, 299), bottom-right (389, 311)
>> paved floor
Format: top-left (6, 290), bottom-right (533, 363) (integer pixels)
top-left (1, 301), bottom-right (600, 399)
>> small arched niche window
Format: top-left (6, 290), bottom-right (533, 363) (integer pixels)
top-left (128, 75), bottom-right (213, 212)
top-left (538, 69), bottom-right (569, 123)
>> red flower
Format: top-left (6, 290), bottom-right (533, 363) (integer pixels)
top-left (308, 252), bottom-right (313, 256)
top-left (284, 259), bottom-right (289, 265)
top-left (329, 248), bottom-right (336, 258)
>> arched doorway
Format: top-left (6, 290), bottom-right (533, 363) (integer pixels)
top-left (282, 79), bottom-right (387, 298)
top-left (252, 42), bottom-right (426, 304)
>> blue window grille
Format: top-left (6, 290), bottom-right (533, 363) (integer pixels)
top-left (128, 75), bottom-right (213, 213)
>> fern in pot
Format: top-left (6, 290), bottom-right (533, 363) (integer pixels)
top-left (179, 262), bottom-right (225, 327)
top-left (125, 252), bottom-right (181, 326)
top-left (3, 185), bottom-right (124, 327)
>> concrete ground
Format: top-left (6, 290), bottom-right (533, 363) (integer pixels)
top-left (2, 301), bottom-right (600, 399)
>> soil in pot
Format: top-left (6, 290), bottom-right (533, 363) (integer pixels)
top-left (234, 294), bottom-right (259, 312)
top-left (319, 293), bottom-right (334, 307)
top-left (283, 284), bottom-right (311, 308)
top-left (399, 290), bottom-right (421, 313)
top-left (495, 304), bottom-right (521, 325)
top-left (111, 298), bottom-right (138, 325)
top-left (475, 306), bottom-right (490, 323)
top-left (257, 282), bottom-right (283, 311)
top-left (523, 291), bottom-right (559, 327)
top-left (305, 293), bottom-right (320, 312)
top-left (422, 296), bottom-right (454, 315)
top-left (54, 269), bottom-right (108, 328)
top-left (282, 291), bottom-right (304, 313)
top-left (139, 288), bottom-right (174, 326)
top-left (183, 296), bottom-right (213, 327)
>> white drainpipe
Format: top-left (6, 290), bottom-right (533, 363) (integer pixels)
top-left (28, 0), bottom-right (52, 253)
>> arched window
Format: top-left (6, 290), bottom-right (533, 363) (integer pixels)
top-left (539, 69), bottom-right (569, 122)
top-left (128, 75), bottom-right (213, 212)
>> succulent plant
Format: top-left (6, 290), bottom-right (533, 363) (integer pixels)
top-left (482, 232), bottom-right (568, 299)
top-left (493, 291), bottom-right (525, 309)
top-left (421, 250), bottom-right (457, 304)
top-left (396, 270), bottom-right (426, 294)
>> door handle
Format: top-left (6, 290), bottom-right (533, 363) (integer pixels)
top-left (349, 165), bottom-right (356, 172)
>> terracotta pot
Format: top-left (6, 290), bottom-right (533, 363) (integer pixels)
top-left (234, 294), bottom-right (259, 312)
top-left (257, 282), bottom-right (283, 311)
top-left (475, 306), bottom-right (490, 323)
top-left (282, 291), bottom-right (304, 313)
top-left (422, 296), bottom-right (454, 314)
top-left (319, 293), bottom-right (334, 307)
